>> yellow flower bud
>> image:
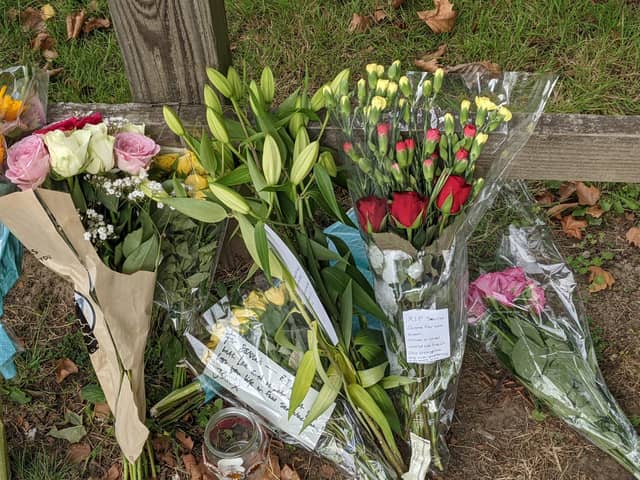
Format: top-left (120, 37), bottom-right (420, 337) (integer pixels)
top-left (475, 132), bottom-right (489, 145)
top-left (204, 84), bottom-right (223, 114)
top-left (387, 60), bottom-right (401, 81)
top-left (310, 85), bottom-right (326, 111)
top-left (371, 95), bottom-right (387, 111)
top-left (399, 76), bottom-right (411, 97)
top-left (264, 284), bottom-right (287, 306)
top-left (206, 67), bottom-right (233, 98)
top-left (260, 66), bottom-right (275, 104)
top-left (386, 81), bottom-right (398, 101)
top-left (498, 106), bottom-right (512, 121)
top-left (460, 99), bottom-right (471, 124)
top-left (366, 64), bottom-right (378, 76)
top-left (209, 182), bottom-right (251, 214)
top-left (375, 79), bottom-right (389, 96)
top-left (154, 153), bottom-right (179, 172)
top-left (376, 65), bottom-right (385, 77)
top-left (433, 68), bottom-right (445, 93)
top-left (163, 105), bottom-right (185, 137)
top-left (206, 108), bottom-right (230, 144)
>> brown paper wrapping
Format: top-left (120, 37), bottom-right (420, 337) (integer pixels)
top-left (0, 189), bottom-right (155, 461)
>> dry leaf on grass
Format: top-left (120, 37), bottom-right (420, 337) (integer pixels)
top-left (176, 430), bottom-right (194, 451)
top-left (348, 13), bottom-right (371, 33)
top-left (414, 44), bottom-right (447, 72)
top-left (417, 0), bottom-right (457, 33)
top-left (55, 358), bottom-right (78, 383)
top-left (21, 7), bottom-right (46, 32)
top-left (67, 443), bottom-right (91, 464)
top-left (588, 266), bottom-right (615, 293)
top-left (102, 463), bottom-right (121, 480)
top-left (182, 454), bottom-right (203, 480)
top-left (586, 205), bottom-right (605, 218)
top-left (280, 465), bottom-right (301, 480)
top-left (535, 191), bottom-right (554, 205)
top-left (83, 17), bottom-right (111, 34)
top-left (626, 227), bottom-right (640, 247)
top-left (446, 61), bottom-right (501, 75)
top-left (67, 9), bottom-right (86, 39)
top-left (43, 50), bottom-right (58, 61)
top-left (46, 67), bottom-right (64, 78)
top-left (575, 181), bottom-right (601, 205)
top-left (558, 181), bottom-right (577, 201)
top-left (94, 402), bottom-right (110, 419)
top-left (373, 10), bottom-right (388, 23)
top-left (31, 32), bottom-right (55, 51)
top-left (7, 8), bottom-right (19, 21)
top-left (41, 4), bottom-right (56, 20)
top-left (319, 463), bottom-right (336, 478)
top-left (560, 215), bottom-right (588, 239)
top-left (547, 202), bottom-right (578, 219)
top-left (392, 0), bottom-right (405, 7)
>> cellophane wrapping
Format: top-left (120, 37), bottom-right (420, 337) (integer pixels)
top-left (0, 65), bottom-right (48, 138)
top-left (468, 181), bottom-right (640, 478)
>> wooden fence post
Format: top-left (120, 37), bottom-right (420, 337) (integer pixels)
top-left (108, 0), bottom-right (231, 104)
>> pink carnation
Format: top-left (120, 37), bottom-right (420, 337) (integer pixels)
top-left (4, 135), bottom-right (50, 190)
top-left (114, 132), bottom-right (160, 175)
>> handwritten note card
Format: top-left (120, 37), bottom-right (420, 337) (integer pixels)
top-left (264, 225), bottom-right (339, 345)
top-left (402, 309), bottom-right (450, 364)
top-left (187, 329), bottom-right (335, 450)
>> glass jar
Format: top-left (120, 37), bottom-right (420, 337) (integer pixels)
top-left (203, 407), bottom-right (268, 479)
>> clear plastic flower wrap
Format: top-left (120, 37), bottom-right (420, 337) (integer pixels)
top-left (0, 222), bottom-right (23, 380)
top-left (327, 64), bottom-right (557, 474)
top-left (468, 181), bottom-right (640, 478)
top-left (182, 286), bottom-right (397, 479)
top-left (0, 65), bottom-right (48, 138)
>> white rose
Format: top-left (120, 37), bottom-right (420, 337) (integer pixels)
top-left (83, 123), bottom-right (115, 174)
top-left (118, 122), bottom-right (145, 134)
top-left (44, 129), bottom-right (92, 178)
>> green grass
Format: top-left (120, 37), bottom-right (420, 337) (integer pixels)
top-left (1, 0), bottom-right (640, 113)
top-left (10, 449), bottom-right (75, 480)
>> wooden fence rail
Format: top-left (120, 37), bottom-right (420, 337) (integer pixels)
top-left (49, 103), bottom-right (640, 182)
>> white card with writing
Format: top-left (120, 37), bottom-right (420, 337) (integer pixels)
top-left (186, 329), bottom-right (335, 450)
top-left (264, 225), bottom-right (339, 345)
top-left (402, 309), bottom-right (450, 364)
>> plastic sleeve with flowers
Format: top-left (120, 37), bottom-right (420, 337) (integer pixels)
top-left (182, 286), bottom-right (397, 479)
top-left (467, 181), bottom-right (640, 479)
top-left (0, 65), bottom-right (48, 138)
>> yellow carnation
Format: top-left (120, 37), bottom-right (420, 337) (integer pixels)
top-left (498, 106), bottom-right (512, 121)
top-left (371, 96), bottom-right (387, 111)
top-left (475, 96), bottom-right (498, 111)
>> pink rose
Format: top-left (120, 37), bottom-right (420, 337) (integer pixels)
top-left (114, 132), bottom-right (160, 175)
top-left (4, 135), bottom-right (50, 190)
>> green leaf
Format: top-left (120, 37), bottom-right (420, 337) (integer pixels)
top-left (173, 176), bottom-right (187, 198)
top-left (357, 361), bottom-right (388, 388)
top-left (122, 228), bottom-right (143, 258)
top-left (302, 366), bottom-right (341, 431)
top-left (511, 338), bottom-right (546, 382)
top-left (235, 214), bottom-right (283, 279)
top-left (64, 410), bottom-right (83, 427)
top-left (80, 384), bottom-right (106, 404)
top-left (3, 386), bottom-right (31, 405)
top-left (366, 383), bottom-right (402, 434)
top-left (314, 164), bottom-right (353, 226)
top-left (289, 351), bottom-right (316, 419)
top-left (159, 197), bottom-right (227, 223)
top-left (321, 267), bottom-right (387, 321)
top-left (198, 131), bottom-right (218, 175)
top-left (308, 238), bottom-right (342, 262)
top-left (347, 383), bottom-right (399, 452)
top-left (340, 280), bottom-right (353, 348)
top-left (69, 178), bottom-right (87, 212)
top-left (48, 425), bottom-right (86, 444)
top-left (122, 234), bottom-right (159, 273)
top-left (380, 375), bottom-right (420, 389)
top-left (358, 344), bottom-right (386, 364)
top-left (353, 328), bottom-right (385, 346)
top-left (217, 165), bottom-right (250, 186)
top-left (255, 221), bottom-right (271, 283)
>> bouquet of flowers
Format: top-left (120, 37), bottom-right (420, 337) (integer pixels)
top-left (0, 65), bottom-right (48, 138)
top-left (326, 62), bottom-right (557, 474)
top-left (468, 182), bottom-right (640, 478)
top-left (0, 112), bottom-right (164, 476)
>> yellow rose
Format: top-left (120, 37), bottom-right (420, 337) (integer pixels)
top-left (176, 150), bottom-right (206, 176)
top-left (498, 106), bottom-right (512, 121)
top-left (185, 173), bottom-right (209, 199)
top-left (154, 153), bottom-right (179, 172)
top-left (243, 291), bottom-right (267, 312)
top-left (475, 96), bottom-right (498, 111)
top-left (264, 284), bottom-right (287, 306)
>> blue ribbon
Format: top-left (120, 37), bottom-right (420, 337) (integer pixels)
top-left (197, 373), bottom-right (221, 403)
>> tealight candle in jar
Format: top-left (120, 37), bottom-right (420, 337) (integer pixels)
top-left (203, 407), bottom-right (268, 479)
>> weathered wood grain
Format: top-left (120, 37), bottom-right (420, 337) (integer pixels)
top-left (47, 103), bottom-right (640, 182)
top-left (107, 0), bottom-right (230, 103)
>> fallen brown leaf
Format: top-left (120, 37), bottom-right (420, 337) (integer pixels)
top-left (31, 32), bottom-right (55, 51)
top-left (41, 4), bottom-right (56, 21)
top-left (46, 67), bottom-right (64, 78)
top-left (625, 212), bottom-right (636, 221)
top-left (176, 430), bottom-right (194, 451)
top-left (392, 0), bottom-right (405, 7)
top-left (535, 191), bottom-right (554, 205)
top-left (417, 0), bottom-right (457, 34)
top-left (159, 450), bottom-right (176, 467)
top-left (21, 7), bottom-right (46, 32)
top-left (348, 13), bottom-right (371, 33)
top-left (55, 358), bottom-right (79, 383)
top-left (94, 403), bottom-right (110, 419)
top-left (102, 463), bottom-right (121, 480)
top-left (547, 202), bottom-right (578, 219)
top-left (446, 61), bottom-right (502, 76)
top-left (83, 17), bottom-right (111, 34)
top-left (586, 205), bottom-right (605, 218)
top-left (626, 227), bottom-right (640, 247)
top-left (588, 266), bottom-right (615, 293)
top-left (43, 49), bottom-right (59, 61)
top-left (182, 454), bottom-right (202, 480)
top-left (558, 181), bottom-right (577, 201)
top-left (268, 454), bottom-right (280, 478)
top-left (414, 44), bottom-right (447, 72)
top-left (560, 215), bottom-right (588, 240)
top-left (88, 0), bottom-right (100, 12)
top-left (373, 10), bottom-right (388, 23)
top-left (575, 181), bottom-right (601, 206)
top-left (320, 463), bottom-right (336, 478)
top-left (67, 10), bottom-right (86, 40)
top-left (67, 443), bottom-right (91, 464)
top-left (8, 8), bottom-right (19, 21)
top-left (280, 465), bottom-right (301, 480)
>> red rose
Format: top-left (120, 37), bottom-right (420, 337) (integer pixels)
top-left (436, 175), bottom-right (473, 214)
top-left (34, 112), bottom-right (103, 135)
top-left (463, 124), bottom-right (476, 138)
top-left (390, 191), bottom-right (428, 228)
top-left (356, 196), bottom-right (388, 233)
